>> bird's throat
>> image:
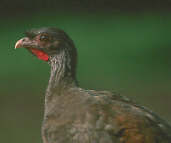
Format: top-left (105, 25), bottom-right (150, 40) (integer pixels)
top-left (30, 48), bottom-right (49, 61)
top-left (46, 51), bottom-right (77, 98)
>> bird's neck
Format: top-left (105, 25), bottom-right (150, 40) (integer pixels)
top-left (46, 50), bottom-right (77, 98)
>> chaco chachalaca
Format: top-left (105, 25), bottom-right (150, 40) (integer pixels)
top-left (15, 27), bottom-right (171, 143)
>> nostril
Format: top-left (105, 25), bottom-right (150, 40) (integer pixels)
top-left (22, 38), bottom-right (26, 42)
top-left (22, 37), bottom-right (30, 42)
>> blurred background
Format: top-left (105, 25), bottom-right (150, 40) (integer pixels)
top-left (0, 0), bottom-right (171, 143)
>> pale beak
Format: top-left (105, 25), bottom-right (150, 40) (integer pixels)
top-left (15, 37), bottom-right (38, 50)
top-left (15, 38), bottom-right (26, 49)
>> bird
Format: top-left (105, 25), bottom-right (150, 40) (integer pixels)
top-left (15, 27), bottom-right (171, 143)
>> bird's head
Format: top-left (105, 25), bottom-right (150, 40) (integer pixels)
top-left (15, 27), bottom-right (77, 62)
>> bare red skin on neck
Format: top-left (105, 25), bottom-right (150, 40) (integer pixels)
top-left (30, 48), bottom-right (49, 61)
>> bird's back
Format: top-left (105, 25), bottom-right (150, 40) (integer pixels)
top-left (42, 87), bottom-right (171, 143)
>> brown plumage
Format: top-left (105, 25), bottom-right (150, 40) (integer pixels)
top-left (15, 27), bottom-right (171, 143)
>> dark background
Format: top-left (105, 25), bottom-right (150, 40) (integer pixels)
top-left (1, 1), bottom-right (171, 143)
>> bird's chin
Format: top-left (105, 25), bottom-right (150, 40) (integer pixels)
top-left (27, 48), bottom-right (49, 61)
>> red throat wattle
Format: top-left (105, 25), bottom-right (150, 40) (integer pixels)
top-left (30, 48), bottom-right (49, 61)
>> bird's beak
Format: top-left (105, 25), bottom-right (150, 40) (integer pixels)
top-left (15, 38), bottom-right (25, 49)
top-left (15, 37), bottom-right (37, 49)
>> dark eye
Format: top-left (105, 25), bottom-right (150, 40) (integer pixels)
top-left (40, 34), bottom-right (50, 41)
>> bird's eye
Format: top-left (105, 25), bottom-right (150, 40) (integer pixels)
top-left (40, 34), bottom-right (51, 41)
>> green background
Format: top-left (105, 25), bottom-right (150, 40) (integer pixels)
top-left (1, 10), bottom-right (171, 143)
